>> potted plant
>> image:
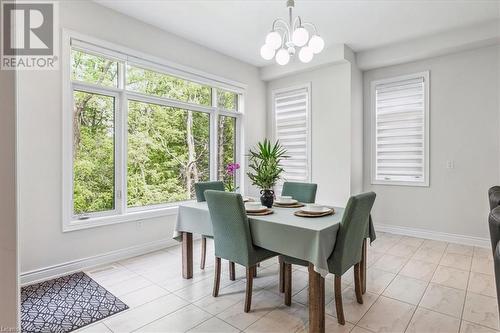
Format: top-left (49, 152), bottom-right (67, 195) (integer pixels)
top-left (247, 139), bottom-right (287, 208)
top-left (225, 162), bottom-right (240, 192)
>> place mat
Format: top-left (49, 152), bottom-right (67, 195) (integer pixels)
top-left (247, 209), bottom-right (274, 216)
top-left (274, 202), bottom-right (305, 208)
top-left (294, 208), bottom-right (335, 218)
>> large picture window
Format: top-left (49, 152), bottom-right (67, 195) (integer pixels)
top-left (64, 34), bottom-right (243, 230)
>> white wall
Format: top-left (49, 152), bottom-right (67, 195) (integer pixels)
top-left (18, 0), bottom-right (266, 276)
top-left (363, 45), bottom-right (500, 240)
top-left (266, 62), bottom-right (354, 205)
top-left (0, 63), bottom-right (19, 327)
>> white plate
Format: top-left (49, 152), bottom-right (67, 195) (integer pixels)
top-left (301, 206), bottom-right (331, 214)
top-left (246, 205), bottom-right (267, 213)
top-left (275, 199), bottom-right (298, 205)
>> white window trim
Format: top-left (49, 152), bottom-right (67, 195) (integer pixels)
top-left (370, 71), bottom-right (430, 187)
top-left (271, 83), bottom-right (312, 185)
top-left (62, 29), bottom-right (245, 232)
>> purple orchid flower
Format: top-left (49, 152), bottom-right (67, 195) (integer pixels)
top-left (226, 163), bottom-right (240, 175)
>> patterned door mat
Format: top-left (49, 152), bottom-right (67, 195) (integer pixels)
top-left (21, 272), bottom-right (128, 333)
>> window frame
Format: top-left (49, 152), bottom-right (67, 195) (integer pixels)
top-left (271, 83), bottom-right (312, 190)
top-left (62, 30), bottom-right (245, 232)
top-left (370, 71), bottom-right (430, 187)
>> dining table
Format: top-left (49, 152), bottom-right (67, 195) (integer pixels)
top-left (173, 200), bottom-right (376, 333)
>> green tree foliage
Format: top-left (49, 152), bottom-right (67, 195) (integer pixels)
top-left (72, 50), bottom-right (237, 215)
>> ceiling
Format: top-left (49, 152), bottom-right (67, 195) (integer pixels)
top-left (95, 0), bottom-right (500, 67)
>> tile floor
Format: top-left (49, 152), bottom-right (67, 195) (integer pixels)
top-left (75, 232), bottom-right (499, 333)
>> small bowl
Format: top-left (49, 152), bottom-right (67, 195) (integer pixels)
top-left (277, 196), bottom-right (293, 203)
top-left (304, 204), bottom-right (324, 213)
top-left (245, 202), bottom-right (262, 210)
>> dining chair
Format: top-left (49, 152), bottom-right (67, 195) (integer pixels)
top-left (281, 181), bottom-right (318, 204)
top-left (204, 190), bottom-right (278, 312)
top-left (282, 192), bottom-right (376, 325)
top-left (194, 181), bottom-right (238, 277)
top-left (278, 181), bottom-right (318, 292)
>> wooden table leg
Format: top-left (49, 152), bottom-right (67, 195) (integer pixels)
top-left (308, 263), bottom-right (325, 333)
top-left (279, 256), bottom-right (285, 293)
top-left (361, 238), bottom-right (367, 294)
top-left (182, 232), bottom-right (193, 279)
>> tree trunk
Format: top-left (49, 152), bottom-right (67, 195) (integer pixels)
top-left (186, 110), bottom-right (198, 197)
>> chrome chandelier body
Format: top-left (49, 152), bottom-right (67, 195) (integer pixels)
top-left (260, 0), bottom-right (325, 65)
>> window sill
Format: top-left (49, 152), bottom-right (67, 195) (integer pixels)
top-left (63, 205), bottom-right (180, 233)
top-left (371, 180), bottom-right (429, 187)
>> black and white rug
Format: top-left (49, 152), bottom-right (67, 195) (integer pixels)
top-left (21, 272), bottom-right (128, 333)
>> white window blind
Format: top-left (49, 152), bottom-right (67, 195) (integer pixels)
top-left (371, 72), bottom-right (429, 186)
top-left (273, 85), bottom-right (311, 192)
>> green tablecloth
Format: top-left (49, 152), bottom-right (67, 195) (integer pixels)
top-left (174, 201), bottom-right (376, 277)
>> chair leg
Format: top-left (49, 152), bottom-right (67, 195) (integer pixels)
top-left (278, 256), bottom-right (285, 293)
top-left (284, 263), bottom-right (292, 306)
top-left (253, 265), bottom-right (257, 278)
top-left (361, 238), bottom-right (367, 294)
top-left (200, 237), bottom-right (207, 270)
top-left (244, 266), bottom-right (255, 313)
top-left (213, 257), bottom-right (221, 297)
top-left (354, 263), bottom-right (363, 304)
top-left (334, 275), bottom-right (345, 325)
top-left (229, 261), bottom-right (236, 281)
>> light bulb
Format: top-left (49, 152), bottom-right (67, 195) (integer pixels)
top-left (275, 49), bottom-right (290, 65)
top-left (299, 46), bottom-right (313, 63)
top-left (260, 44), bottom-right (275, 60)
top-left (308, 35), bottom-right (325, 54)
top-left (265, 31), bottom-right (282, 50)
top-left (292, 27), bottom-right (309, 47)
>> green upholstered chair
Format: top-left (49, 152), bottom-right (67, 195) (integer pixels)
top-left (205, 190), bottom-right (278, 312)
top-left (281, 181), bottom-right (318, 204)
top-left (278, 181), bottom-right (318, 292)
top-left (194, 181), bottom-right (228, 272)
top-left (282, 192), bottom-right (376, 325)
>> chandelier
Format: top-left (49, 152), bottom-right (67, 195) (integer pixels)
top-left (260, 0), bottom-right (325, 65)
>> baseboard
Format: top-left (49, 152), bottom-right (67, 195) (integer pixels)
top-left (20, 238), bottom-right (180, 286)
top-left (376, 223), bottom-right (490, 248)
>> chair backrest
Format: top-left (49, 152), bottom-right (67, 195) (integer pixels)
top-left (281, 182), bottom-right (318, 203)
top-left (328, 192), bottom-right (376, 276)
top-left (489, 186), bottom-right (500, 211)
top-left (194, 181), bottom-right (225, 202)
top-left (204, 190), bottom-right (255, 266)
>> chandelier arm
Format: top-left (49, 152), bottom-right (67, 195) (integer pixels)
top-left (293, 16), bottom-right (302, 30)
top-left (302, 22), bottom-right (319, 35)
top-left (272, 18), bottom-right (292, 42)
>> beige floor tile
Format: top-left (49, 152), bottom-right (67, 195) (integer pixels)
top-left (468, 272), bottom-right (496, 297)
top-left (406, 307), bottom-right (460, 333)
top-left (399, 259), bottom-right (438, 281)
top-left (188, 317), bottom-right (240, 333)
top-left (421, 240), bottom-right (448, 252)
top-left (382, 275), bottom-right (428, 305)
top-left (367, 250), bottom-right (385, 267)
top-left (357, 296), bottom-right (415, 333)
top-left (412, 247), bottom-right (446, 264)
top-left (136, 304), bottom-right (212, 332)
top-left (440, 253), bottom-right (472, 271)
top-left (326, 287), bottom-right (378, 324)
top-left (295, 314), bottom-right (354, 333)
top-left (365, 268), bottom-right (396, 294)
top-left (372, 254), bottom-right (408, 274)
top-left (103, 293), bottom-right (188, 332)
top-left (386, 243), bottom-right (420, 258)
top-left (370, 238), bottom-right (399, 253)
top-left (119, 284), bottom-right (170, 308)
top-left (473, 247), bottom-right (493, 260)
top-left (351, 326), bottom-right (374, 333)
top-left (419, 283), bottom-right (466, 318)
top-left (431, 266), bottom-right (469, 290)
top-left (193, 281), bottom-right (247, 315)
top-left (471, 257), bottom-right (495, 275)
top-left (104, 275), bottom-right (153, 297)
top-left (399, 236), bottom-right (425, 248)
top-left (216, 290), bottom-right (283, 330)
top-left (245, 303), bottom-right (308, 333)
top-left (86, 264), bottom-right (140, 287)
top-left (74, 322), bottom-right (112, 333)
top-left (462, 292), bottom-right (500, 330)
top-left (446, 244), bottom-right (474, 257)
top-left (460, 320), bottom-right (500, 333)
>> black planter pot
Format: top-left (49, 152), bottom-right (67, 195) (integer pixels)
top-left (260, 189), bottom-right (274, 208)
